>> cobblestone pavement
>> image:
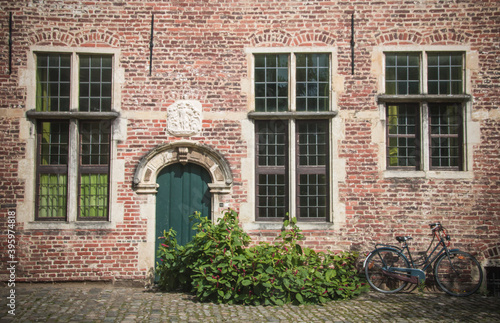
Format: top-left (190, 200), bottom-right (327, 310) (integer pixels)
top-left (1, 282), bottom-right (499, 322)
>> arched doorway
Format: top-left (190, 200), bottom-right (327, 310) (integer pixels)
top-left (133, 141), bottom-right (233, 280)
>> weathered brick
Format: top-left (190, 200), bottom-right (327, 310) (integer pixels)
top-left (0, 0), bottom-right (498, 283)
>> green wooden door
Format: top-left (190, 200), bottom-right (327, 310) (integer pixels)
top-left (155, 163), bottom-right (211, 259)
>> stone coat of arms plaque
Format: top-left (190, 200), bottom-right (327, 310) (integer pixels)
top-left (167, 100), bottom-right (202, 137)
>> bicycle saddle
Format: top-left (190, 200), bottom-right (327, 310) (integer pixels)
top-left (396, 236), bottom-right (412, 242)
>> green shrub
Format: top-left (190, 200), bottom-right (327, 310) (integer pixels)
top-left (156, 209), bottom-right (367, 305)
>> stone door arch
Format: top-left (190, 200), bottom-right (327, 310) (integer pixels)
top-left (133, 141), bottom-right (233, 280)
top-left (134, 140), bottom-right (233, 204)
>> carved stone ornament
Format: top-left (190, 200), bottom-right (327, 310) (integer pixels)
top-left (167, 100), bottom-right (202, 136)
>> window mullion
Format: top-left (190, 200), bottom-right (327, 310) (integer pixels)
top-left (67, 52), bottom-right (79, 221)
top-left (289, 119), bottom-right (296, 219)
top-left (70, 53), bottom-right (79, 111)
top-left (67, 119), bottom-right (79, 222)
top-left (422, 52), bottom-right (428, 94)
top-left (289, 54), bottom-right (296, 219)
top-left (290, 53), bottom-right (296, 112)
top-left (421, 102), bottom-right (430, 171)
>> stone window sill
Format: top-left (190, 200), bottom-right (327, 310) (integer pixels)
top-left (384, 170), bottom-right (474, 180)
top-left (243, 221), bottom-right (335, 231)
top-left (23, 221), bottom-right (115, 230)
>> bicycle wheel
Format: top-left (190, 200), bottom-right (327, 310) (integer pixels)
top-left (434, 250), bottom-right (483, 297)
top-left (365, 248), bottom-right (410, 293)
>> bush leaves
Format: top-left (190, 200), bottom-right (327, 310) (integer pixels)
top-left (156, 209), bottom-right (367, 305)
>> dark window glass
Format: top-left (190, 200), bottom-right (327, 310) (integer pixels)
top-left (296, 120), bottom-right (329, 220)
top-left (79, 55), bottom-right (113, 112)
top-left (255, 120), bottom-right (288, 220)
top-left (386, 104), bottom-right (420, 168)
top-left (428, 53), bottom-right (463, 95)
top-left (296, 54), bottom-right (329, 111)
top-left (429, 103), bottom-right (462, 170)
top-left (385, 53), bottom-right (420, 95)
top-left (36, 54), bottom-right (71, 112)
top-left (254, 54), bottom-right (288, 112)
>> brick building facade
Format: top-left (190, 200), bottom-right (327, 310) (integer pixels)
top-left (1, 0), bottom-right (499, 286)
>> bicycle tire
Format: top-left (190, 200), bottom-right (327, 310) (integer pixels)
top-left (434, 250), bottom-right (483, 297)
top-left (365, 248), bottom-right (410, 293)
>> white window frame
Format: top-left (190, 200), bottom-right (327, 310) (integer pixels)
top-left (245, 47), bottom-right (341, 228)
top-left (19, 46), bottom-right (125, 229)
top-left (374, 45), bottom-right (477, 179)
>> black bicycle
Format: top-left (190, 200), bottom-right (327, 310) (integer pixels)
top-left (364, 222), bottom-right (483, 296)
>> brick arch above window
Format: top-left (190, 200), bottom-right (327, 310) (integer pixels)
top-left (375, 29), bottom-right (424, 46)
top-left (250, 29), bottom-right (336, 48)
top-left (29, 29), bottom-right (122, 48)
top-left (291, 30), bottom-right (336, 47)
top-left (74, 29), bottom-right (121, 47)
top-left (133, 141), bottom-right (233, 194)
top-left (376, 28), bottom-right (470, 46)
top-left (249, 29), bottom-right (294, 47)
top-left (424, 29), bottom-right (469, 45)
top-left (30, 29), bottom-right (75, 47)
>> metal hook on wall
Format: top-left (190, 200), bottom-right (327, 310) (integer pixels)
top-left (149, 14), bottom-right (154, 76)
top-left (9, 12), bottom-right (13, 75)
top-left (351, 12), bottom-right (355, 76)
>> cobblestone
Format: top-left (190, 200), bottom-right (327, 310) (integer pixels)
top-left (1, 283), bottom-right (499, 322)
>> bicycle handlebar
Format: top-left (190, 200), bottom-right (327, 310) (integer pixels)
top-left (429, 222), bottom-right (442, 231)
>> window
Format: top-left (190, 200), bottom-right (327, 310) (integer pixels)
top-left (387, 103), bottom-right (420, 168)
top-left (79, 55), bottom-right (113, 112)
top-left (255, 53), bottom-right (330, 112)
top-left (252, 52), bottom-right (332, 221)
top-left (36, 53), bottom-right (71, 112)
top-left (385, 53), bottom-right (420, 95)
top-left (36, 121), bottom-right (69, 219)
top-left (427, 53), bottom-right (463, 95)
top-left (33, 52), bottom-right (115, 221)
top-left (382, 52), bottom-right (467, 171)
top-left (78, 121), bottom-right (111, 219)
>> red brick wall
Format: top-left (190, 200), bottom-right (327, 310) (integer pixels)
top-left (1, 0), bottom-right (499, 282)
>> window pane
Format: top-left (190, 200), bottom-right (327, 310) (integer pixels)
top-left (79, 174), bottom-right (109, 218)
top-left (254, 54), bottom-right (289, 112)
top-left (79, 121), bottom-right (111, 219)
top-left (38, 174), bottom-right (67, 219)
top-left (386, 104), bottom-right (419, 168)
top-left (266, 69), bottom-right (276, 82)
top-left (298, 174), bottom-right (327, 219)
top-left (36, 53), bottom-right (71, 112)
top-left (296, 120), bottom-right (329, 220)
top-left (255, 120), bottom-right (288, 220)
top-left (429, 103), bottom-right (462, 169)
top-left (37, 120), bottom-right (69, 220)
top-left (297, 120), bottom-right (328, 166)
top-left (427, 53), bottom-right (463, 95)
top-left (277, 83), bottom-right (288, 97)
top-left (255, 69), bottom-right (265, 82)
top-left (79, 55), bottom-right (113, 112)
top-left (296, 54), bottom-right (329, 112)
top-left (80, 121), bottom-right (111, 166)
top-left (385, 82), bottom-right (396, 95)
top-left (256, 120), bottom-right (287, 166)
top-left (40, 121), bottom-right (69, 165)
top-left (385, 53), bottom-right (420, 95)
top-left (257, 174), bottom-right (286, 218)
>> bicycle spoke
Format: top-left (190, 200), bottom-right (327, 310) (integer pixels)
top-left (365, 248), bottom-right (410, 293)
top-left (435, 251), bottom-right (483, 297)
